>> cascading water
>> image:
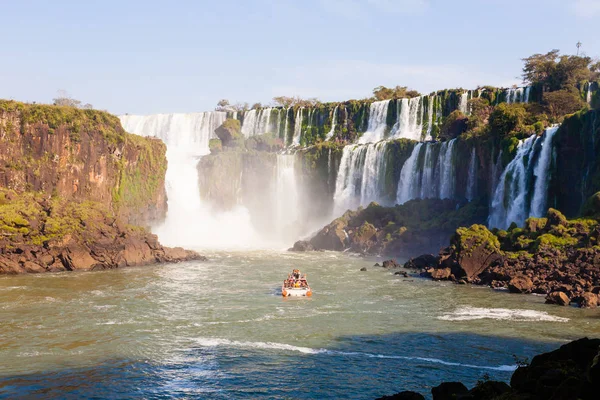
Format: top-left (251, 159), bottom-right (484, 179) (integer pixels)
top-left (530, 126), bottom-right (559, 217)
top-left (396, 139), bottom-right (457, 204)
top-left (358, 101), bottom-right (390, 143)
top-left (333, 142), bottom-right (388, 215)
top-left (325, 106), bottom-right (339, 141)
top-left (459, 91), bottom-right (469, 114)
top-left (466, 148), bottom-right (477, 201)
top-left (505, 87), bottom-right (530, 104)
top-left (391, 97), bottom-right (424, 141)
top-left (488, 127), bottom-right (558, 229)
top-left (396, 143), bottom-right (424, 204)
top-left (292, 108), bottom-right (303, 146)
top-left (120, 112), bottom-right (266, 248)
top-left (274, 154), bottom-right (299, 239)
top-left (241, 108), bottom-right (274, 137)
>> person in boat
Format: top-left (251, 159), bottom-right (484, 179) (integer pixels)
top-left (292, 269), bottom-right (300, 280)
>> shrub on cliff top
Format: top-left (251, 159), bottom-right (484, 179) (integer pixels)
top-left (215, 119), bottom-right (242, 146)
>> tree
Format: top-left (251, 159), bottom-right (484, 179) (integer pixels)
top-left (215, 99), bottom-right (230, 111)
top-left (52, 89), bottom-right (82, 108)
top-left (489, 103), bottom-right (528, 137)
top-left (272, 96), bottom-right (296, 107)
top-left (372, 85), bottom-right (420, 101)
top-left (251, 102), bottom-right (262, 110)
top-left (543, 89), bottom-right (586, 119)
top-left (522, 50), bottom-right (592, 91)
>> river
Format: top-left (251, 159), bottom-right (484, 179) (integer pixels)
top-left (1, 250), bottom-right (599, 399)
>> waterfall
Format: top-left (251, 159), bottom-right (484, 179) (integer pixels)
top-left (121, 112), bottom-right (226, 155)
top-left (358, 100), bottom-right (390, 144)
top-left (120, 112), bottom-right (264, 248)
top-left (425, 95), bottom-right (434, 140)
top-left (284, 108), bottom-right (290, 143)
top-left (274, 154), bottom-right (299, 238)
top-left (530, 126), bottom-right (559, 217)
top-left (459, 91), bottom-right (469, 114)
top-left (505, 87), bottom-right (530, 104)
top-left (292, 108), bottom-right (303, 146)
top-left (326, 106), bottom-right (339, 140)
top-left (438, 139), bottom-right (456, 199)
top-left (466, 147), bottom-right (477, 201)
top-left (391, 97), bottom-right (423, 141)
top-left (333, 142), bottom-right (388, 214)
top-left (241, 108), bottom-right (274, 137)
top-left (396, 143), bottom-right (424, 204)
top-left (419, 145), bottom-right (435, 199)
top-left (395, 139), bottom-right (457, 204)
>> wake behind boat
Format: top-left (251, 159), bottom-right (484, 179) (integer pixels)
top-left (282, 269), bottom-right (312, 297)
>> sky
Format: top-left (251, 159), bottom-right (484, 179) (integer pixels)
top-left (1, 0), bottom-right (599, 115)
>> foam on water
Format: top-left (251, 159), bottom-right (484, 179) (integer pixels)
top-left (194, 337), bottom-right (517, 371)
top-left (438, 307), bottom-right (569, 322)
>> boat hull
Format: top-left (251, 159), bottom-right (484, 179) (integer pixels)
top-left (281, 287), bottom-right (312, 297)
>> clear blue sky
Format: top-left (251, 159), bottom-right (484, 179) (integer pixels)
top-left (1, 0), bottom-right (598, 115)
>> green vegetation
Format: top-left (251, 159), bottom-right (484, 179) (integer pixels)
top-left (372, 85), bottom-right (420, 101)
top-left (0, 188), bottom-right (133, 247)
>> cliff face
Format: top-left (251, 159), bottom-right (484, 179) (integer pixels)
top-left (0, 101), bottom-right (204, 275)
top-left (0, 100), bottom-right (167, 227)
top-left (550, 110), bottom-right (600, 218)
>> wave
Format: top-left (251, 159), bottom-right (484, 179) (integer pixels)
top-left (438, 306), bottom-right (569, 322)
top-left (194, 337), bottom-right (516, 371)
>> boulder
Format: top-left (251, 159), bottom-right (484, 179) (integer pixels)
top-left (360, 267), bottom-right (367, 272)
top-left (511, 338), bottom-right (600, 400)
top-left (508, 275), bottom-right (534, 294)
top-left (59, 244), bottom-right (99, 271)
top-left (579, 292), bottom-right (598, 309)
top-left (404, 254), bottom-right (438, 270)
top-left (546, 291), bottom-right (570, 306)
top-left (428, 268), bottom-right (452, 280)
top-left (382, 259), bottom-right (400, 269)
top-left (376, 391), bottom-right (425, 400)
top-left (450, 225), bottom-right (503, 280)
top-left (289, 241), bottom-right (314, 252)
top-left (214, 119), bottom-right (242, 146)
top-left (431, 382), bottom-right (468, 400)
top-left (467, 381), bottom-right (510, 400)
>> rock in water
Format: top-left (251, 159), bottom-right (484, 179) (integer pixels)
top-left (382, 259), bottom-right (400, 269)
top-left (375, 391), bottom-right (425, 400)
top-left (289, 241), bottom-right (314, 252)
top-left (579, 292), bottom-right (598, 308)
top-left (508, 275), bottom-right (534, 294)
top-left (510, 337), bottom-right (600, 400)
top-left (428, 268), bottom-right (452, 280)
top-left (546, 291), bottom-right (570, 306)
top-left (404, 254), bottom-right (438, 270)
top-left (360, 267), bottom-right (367, 271)
top-left (431, 382), bottom-right (468, 400)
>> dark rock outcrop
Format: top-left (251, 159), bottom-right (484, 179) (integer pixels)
top-left (431, 382), bottom-right (468, 400)
top-left (375, 391), bottom-right (425, 400)
top-left (379, 338), bottom-right (600, 400)
top-left (406, 208), bottom-right (600, 308)
top-left (290, 199), bottom-right (488, 257)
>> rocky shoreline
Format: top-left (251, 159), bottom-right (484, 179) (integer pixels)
top-left (401, 208), bottom-right (600, 308)
top-left (0, 190), bottom-right (204, 276)
top-left (376, 337), bottom-right (600, 400)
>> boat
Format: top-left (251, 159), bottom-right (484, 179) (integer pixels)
top-left (281, 269), bottom-right (312, 297)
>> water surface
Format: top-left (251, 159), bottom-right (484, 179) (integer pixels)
top-left (1, 251), bottom-right (598, 399)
